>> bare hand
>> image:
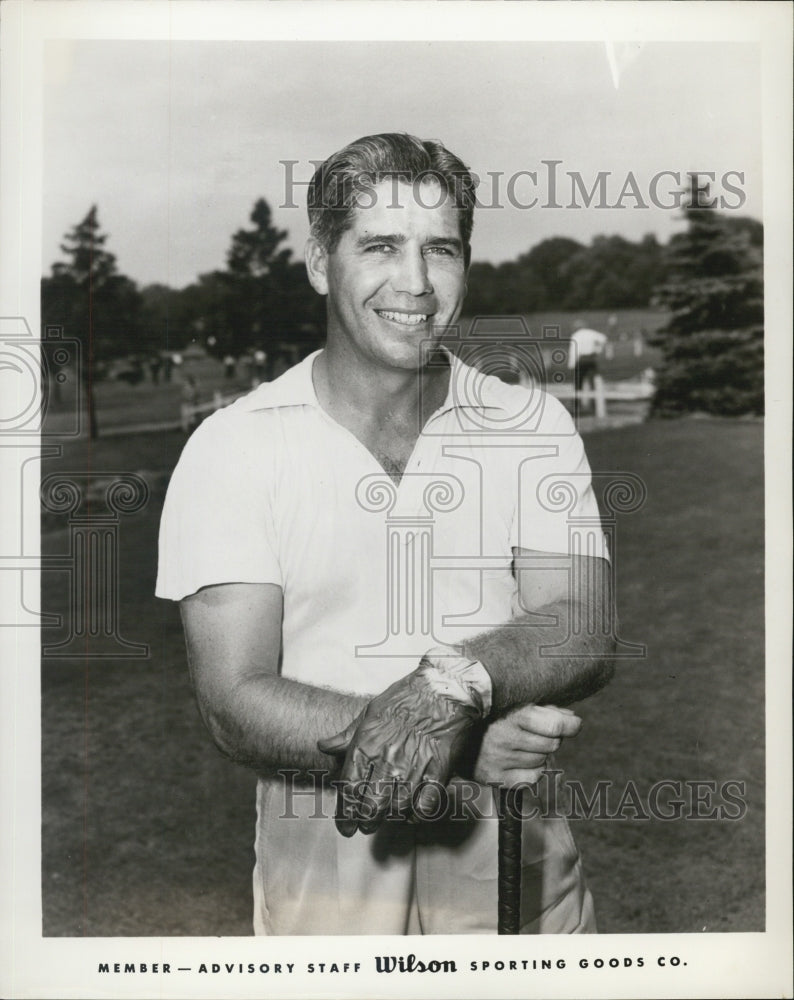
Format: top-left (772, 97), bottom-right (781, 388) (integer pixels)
top-left (473, 704), bottom-right (582, 787)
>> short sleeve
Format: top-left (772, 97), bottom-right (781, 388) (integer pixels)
top-left (509, 394), bottom-right (609, 561)
top-left (155, 412), bottom-right (283, 600)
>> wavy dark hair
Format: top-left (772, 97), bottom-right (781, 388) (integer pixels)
top-left (308, 133), bottom-right (477, 265)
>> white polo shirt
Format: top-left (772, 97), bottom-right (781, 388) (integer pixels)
top-left (157, 349), bottom-right (607, 935)
top-left (156, 349), bottom-right (607, 697)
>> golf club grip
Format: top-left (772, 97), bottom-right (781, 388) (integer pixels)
top-left (497, 786), bottom-right (523, 934)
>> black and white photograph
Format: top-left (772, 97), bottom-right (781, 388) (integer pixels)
top-left (1, 2), bottom-right (791, 998)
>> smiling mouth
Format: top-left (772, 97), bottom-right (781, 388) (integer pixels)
top-left (376, 310), bottom-right (432, 327)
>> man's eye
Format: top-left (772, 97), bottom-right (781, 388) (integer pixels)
top-left (365, 243), bottom-right (395, 254)
top-left (425, 245), bottom-right (454, 256)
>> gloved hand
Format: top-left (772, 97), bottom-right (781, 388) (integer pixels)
top-left (318, 646), bottom-right (492, 836)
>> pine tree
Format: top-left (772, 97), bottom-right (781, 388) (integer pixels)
top-left (42, 206), bottom-right (142, 437)
top-left (226, 198), bottom-right (290, 278)
top-left (650, 179), bottom-right (763, 417)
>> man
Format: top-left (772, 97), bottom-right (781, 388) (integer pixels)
top-left (568, 320), bottom-right (608, 401)
top-left (156, 133), bottom-right (616, 935)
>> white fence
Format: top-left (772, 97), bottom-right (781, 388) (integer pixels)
top-left (521, 372), bottom-right (655, 418)
top-left (182, 373), bottom-right (655, 430)
top-left (180, 389), bottom-right (245, 431)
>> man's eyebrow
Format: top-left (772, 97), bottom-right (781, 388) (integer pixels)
top-left (426, 236), bottom-right (463, 251)
top-left (355, 233), bottom-right (407, 247)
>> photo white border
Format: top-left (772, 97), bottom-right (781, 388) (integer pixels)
top-left (1, 3), bottom-right (791, 998)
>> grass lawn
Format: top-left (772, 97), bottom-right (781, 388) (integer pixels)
top-left (40, 415), bottom-right (764, 936)
top-left (565, 418), bottom-right (764, 933)
top-left (43, 355), bottom-right (254, 436)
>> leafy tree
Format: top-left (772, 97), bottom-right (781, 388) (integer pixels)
top-left (464, 232), bottom-right (668, 314)
top-left (519, 236), bottom-right (584, 308)
top-left (561, 234), bottom-right (665, 309)
top-left (650, 180), bottom-right (763, 417)
top-left (462, 262), bottom-right (501, 315)
top-left (139, 283), bottom-right (179, 352)
top-left (42, 206), bottom-right (143, 437)
top-left (485, 260), bottom-right (541, 314)
top-left (139, 281), bottom-right (215, 354)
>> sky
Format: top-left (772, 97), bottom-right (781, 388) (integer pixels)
top-left (42, 39), bottom-right (762, 289)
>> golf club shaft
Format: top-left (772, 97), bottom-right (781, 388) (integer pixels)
top-left (497, 785), bottom-right (523, 934)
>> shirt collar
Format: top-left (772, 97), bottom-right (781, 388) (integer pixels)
top-left (239, 346), bottom-right (507, 414)
top-left (238, 350), bottom-right (321, 411)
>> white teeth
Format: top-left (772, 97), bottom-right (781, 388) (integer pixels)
top-left (378, 311), bottom-right (428, 326)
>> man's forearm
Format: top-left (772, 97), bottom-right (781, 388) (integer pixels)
top-left (461, 604), bottom-right (615, 712)
top-left (195, 673), bottom-right (369, 779)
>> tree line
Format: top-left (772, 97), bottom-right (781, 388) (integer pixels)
top-left (465, 233), bottom-right (667, 314)
top-left (41, 187), bottom-right (763, 430)
top-left (42, 198), bottom-right (324, 368)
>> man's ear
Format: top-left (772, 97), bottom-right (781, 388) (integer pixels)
top-left (305, 237), bottom-right (329, 296)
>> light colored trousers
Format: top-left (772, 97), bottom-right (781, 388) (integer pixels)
top-left (252, 779), bottom-right (596, 935)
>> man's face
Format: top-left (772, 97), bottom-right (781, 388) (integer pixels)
top-left (306, 178), bottom-right (468, 370)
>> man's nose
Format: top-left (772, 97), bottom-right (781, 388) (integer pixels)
top-left (393, 249), bottom-right (433, 296)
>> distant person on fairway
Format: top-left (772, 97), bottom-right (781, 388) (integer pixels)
top-left (181, 373), bottom-right (201, 432)
top-left (157, 133), bottom-right (616, 936)
top-left (253, 348), bottom-right (267, 384)
top-left (569, 321), bottom-right (608, 406)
